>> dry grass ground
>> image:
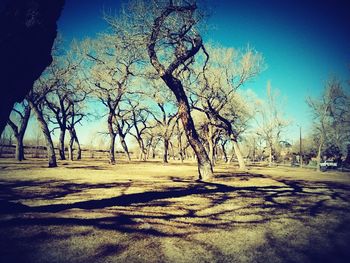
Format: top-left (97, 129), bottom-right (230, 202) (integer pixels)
top-left (0, 158), bottom-right (350, 263)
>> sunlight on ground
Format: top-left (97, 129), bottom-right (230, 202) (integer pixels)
top-left (0, 159), bottom-right (350, 262)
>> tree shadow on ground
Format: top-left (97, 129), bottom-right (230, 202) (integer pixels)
top-left (0, 173), bottom-right (349, 233)
top-left (0, 172), bottom-right (350, 263)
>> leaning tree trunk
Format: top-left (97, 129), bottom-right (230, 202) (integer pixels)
top-left (119, 135), bottom-right (131, 161)
top-left (109, 133), bottom-right (116, 165)
top-left (75, 135), bottom-right (81, 160)
top-left (162, 75), bottom-right (213, 180)
top-left (7, 105), bottom-right (31, 161)
top-left (163, 137), bottom-right (169, 163)
top-left (68, 127), bottom-right (81, 160)
top-left (68, 132), bottom-right (74, 161)
top-left (208, 138), bottom-right (214, 166)
top-left (58, 128), bottom-right (66, 160)
top-left (137, 139), bottom-right (147, 161)
top-left (15, 135), bottom-right (25, 161)
top-left (29, 101), bottom-right (57, 167)
top-left (232, 139), bottom-right (246, 171)
top-left (207, 125), bottom-right (216, 166)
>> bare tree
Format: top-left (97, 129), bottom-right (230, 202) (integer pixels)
top-left (307, 77), bottom-right (349, 170)
top-left (27, 85), bottom-right (57, 167)
top-left (38, 39), bottom-right (84, 160)
top-left (67, 101), bottom-right (85, 161)
top-left (255, 82), bottom-right (289, 166)
top-left (175, 118), bottom-right (185, 162)
top-left (146, 82), bottom-right (178, 163)
top-left (147, 1), bottom-right (214, 178)
top-left (188, 45), bottom-right (263, 170)
top-left (7, 100), bottom-right (31, 161)
top-left (44, 87), bottom-right (72, 160)
top-left (128, 98), bottom-right (153, 161)
top-left (83, 34), bottom-right (140, 164)
top-left (106, 0), bottom-right (215, 179)
top-left (114, 107), bottom-right (133, 161)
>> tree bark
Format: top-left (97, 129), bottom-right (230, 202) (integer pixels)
top-left (29, 101), bottom-right (57, 167)
top-left (75, 135), bottom-right (81, 160)
top-left (137, 139), bottom-right (147, 161)
top-left (109, 134), bottom-right (116, 164)
top-left (67, 127), bottom-right (81, 160)
top-left (15, 135), bottom-right (25, 161)
top-left (232, 139), bottom-right (246, 171)
top-left (7, 103), bottom-right (31, 161)
top-left (68, 132), bottom-right (74, 161)
top-left (163, 76), bottom-right (213, 180)
top-left (119, 135), bottom-right (131, 161)
top-left (0, 0), bottom-right (65, 135)
top-left (146, 137), bottom-right (153, 160)
top-left (177, 122), bottom-right (184, 163)
top-left (163, 137), bottom-right (169, 163)
top-left (208, 126), bottom-right (214, 166)
top-left (107, 112), bottom-right (116, 164)
top-left (58, 129), bottom-right (66, 160)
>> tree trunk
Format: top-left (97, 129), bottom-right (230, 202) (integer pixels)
top-left (107, 112), bottom-right (116, 164)
top-left (137, 139), bottom-right (146, 161)
top-left (58, 129), bottom-right (66, 160)
top-left (7, 104), bottom-right (30, 161)
top-left (75, 135), bottom-right (81, 160)
top-left (222, 142), bottom-right (228, 163)
top-left (29, 101), bottom-right (57, 167)
top-left (119, 135), bottom-right (131, 161)
top-left (343, 144), bottom-right (350, 167)
top-left (146, 137), bottom-right (153, 160)
top-left (176, 120), bottom-right (183, 161)
top-left (68, 127), bottom-right (81, 160)
top-left (177, 128), bottom-right (184, 163)
top-left (141, 142), bottom-right (147, 161)
top-left (152, 143), bottom-right (157, 159)
top-left (162, 75), bottom-right (213, 180)
top-left (15, 135), bottom-right (25, 161)
top-left (207, 125), bottom-right (215, 166)
top-left (232, 139), bottom-right (246, 171)
top-left (208, 138), bottom-right (214, 166)
top-left (163, 138), bottom-right (169, 163)
top-left (68, 132), bottom-right (74, 161)
top-left (109, 133), bottom-right (116, 164)
top-left (269, 144), bottom-right (273, 166)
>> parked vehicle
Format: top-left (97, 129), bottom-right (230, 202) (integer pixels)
top-left (291, 161), bottom-right (300, 167)
top-left (319, 160), bottom-right (338, 171)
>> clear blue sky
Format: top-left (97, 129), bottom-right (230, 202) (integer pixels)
top-left (56, 0), bottom-right (350, 145)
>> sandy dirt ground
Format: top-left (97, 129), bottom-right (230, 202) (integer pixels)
top-left (0, 158), bottom-right (350, 263)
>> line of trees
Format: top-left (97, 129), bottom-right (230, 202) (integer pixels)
top-left (1, 0), bottom-right (349, 178)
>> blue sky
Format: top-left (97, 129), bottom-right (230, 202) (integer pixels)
top-left (54, 0), bottom-right (350, 145)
